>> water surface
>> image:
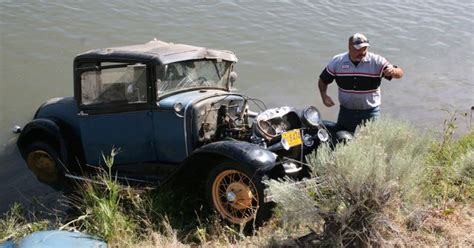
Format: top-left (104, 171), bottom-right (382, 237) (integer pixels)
top-left (0, 0), bottom-right (473, 211)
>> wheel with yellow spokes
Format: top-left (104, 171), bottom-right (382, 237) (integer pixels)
top-left (206, 161), bottom-right (271, 229)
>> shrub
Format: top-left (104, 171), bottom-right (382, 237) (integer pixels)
top-left (267, 118), bottom-right (431, 247)
top-left (452, 148), bottom-right (474, 200)
top-left (423, 118), bottom-right (474, 205)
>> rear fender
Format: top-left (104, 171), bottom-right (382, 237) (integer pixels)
top-left (17, 118), bottom-right (68, 163)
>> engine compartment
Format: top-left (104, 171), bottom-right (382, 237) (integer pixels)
top-left (191, 94), bottom-right (251, 145)
top-left (190, 94), bottom-right (303, 148)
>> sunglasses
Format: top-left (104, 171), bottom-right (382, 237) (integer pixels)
top-left (352, 39), bottom-right (369, 45)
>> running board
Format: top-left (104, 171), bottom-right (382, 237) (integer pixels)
top-left (64, 173), bottom-right (162, 186)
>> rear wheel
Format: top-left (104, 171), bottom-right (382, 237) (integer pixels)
top-left (206, 161), bottom-right (271, 229)
top-left (25, 142), bottom-right (66, 190)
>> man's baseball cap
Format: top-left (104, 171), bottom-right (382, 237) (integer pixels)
top-left (350, 33), bottom-right (370, 49)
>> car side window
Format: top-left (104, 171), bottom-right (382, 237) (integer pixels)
top-left (81, 62), bottom-right (147, 105)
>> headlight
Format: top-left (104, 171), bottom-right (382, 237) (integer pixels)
top-left (302, 106), bottom-right (322, 127)
top-left (317, 129), bottom-right (329, 142)
top-left (173, 102), bottom-right (183, 112)
top-left (303, 133), bottom-right (314, 147)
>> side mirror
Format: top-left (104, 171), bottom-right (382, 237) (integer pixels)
top-left (229, 71), bottom-right (237, 88)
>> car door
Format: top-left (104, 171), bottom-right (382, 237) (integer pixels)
top-left (77, 60), bottom-right (156, 166)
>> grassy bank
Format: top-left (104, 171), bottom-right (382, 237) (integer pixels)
top-left (267, 117), bottom-right (473, 247)
top-left (1, 116), bottom-right (473, 247)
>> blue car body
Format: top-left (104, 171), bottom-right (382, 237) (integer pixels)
top-left (1, 230), bottom-right (107, 248)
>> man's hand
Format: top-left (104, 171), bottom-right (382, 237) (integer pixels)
top-left (318, 78), bottom-right (335, 107)
top-left (383, 65), bottom-right (394, 77)
top-left (383, 65), bottom-right (395, 77)
top-left (322, 95), bottom-right (335, 107)
top-left (383, 65), bottom-right (404, 79)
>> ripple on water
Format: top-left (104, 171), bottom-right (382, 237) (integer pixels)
top-left (1, 0), bottom-right (473, 147)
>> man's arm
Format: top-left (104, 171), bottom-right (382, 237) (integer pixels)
top-left (318, 78), bottom-right (335, 107)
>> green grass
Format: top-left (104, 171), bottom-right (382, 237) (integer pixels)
top-left (62, 149), bottom-right (246, 247)
top-left (423, 114), bottom-right (474, 205)
top-left (61, 149), bottom-right (147, 246)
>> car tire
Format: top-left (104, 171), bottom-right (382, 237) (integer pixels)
top-left (24, 142), bottom-right (66, 191)
top-left (206, 160), bottom-right (272, 230)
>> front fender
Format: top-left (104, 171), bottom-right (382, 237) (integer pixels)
top-left (17, 118), bottom-right (68, 163)
top-left (187, 140), bottom-right (277, 172)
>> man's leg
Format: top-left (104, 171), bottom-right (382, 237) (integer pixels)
top-left (337, 106), bottom-right (380, 133)
top-left (336, 106), bottom-right (359, 133)
top-left (360, 106), bottom-right (380, 126)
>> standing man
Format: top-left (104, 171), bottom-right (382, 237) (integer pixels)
top-left (318, 33), bottom-right (404, 133)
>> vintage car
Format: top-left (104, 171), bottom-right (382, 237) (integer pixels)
top-left (14, 39), bottom-right (350, 226)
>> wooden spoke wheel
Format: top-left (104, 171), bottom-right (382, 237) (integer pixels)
top-left (207, 161), bottom-right (271, 228)
top-left (211, 169), bottom-right (260, 224)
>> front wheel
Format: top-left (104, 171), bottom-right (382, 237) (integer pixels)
top-left (206, 161), bottom-right (271, 228)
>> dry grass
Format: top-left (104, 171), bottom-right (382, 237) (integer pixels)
top-left (404, 202), bottom-right (473, 247)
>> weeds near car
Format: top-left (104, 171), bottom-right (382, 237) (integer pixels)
top-left (63, 148), bottom-right (144, 246)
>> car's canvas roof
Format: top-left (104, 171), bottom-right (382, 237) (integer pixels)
top-left (76, 39), bottom-right (238, 64)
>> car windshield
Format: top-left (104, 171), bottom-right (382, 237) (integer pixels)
top-left (157, 60), bottom-right (232, 96)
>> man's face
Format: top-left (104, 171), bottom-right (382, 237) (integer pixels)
top-left (348, 44), bottom-right (368, 62)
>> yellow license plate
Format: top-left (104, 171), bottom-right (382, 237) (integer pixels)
top-left (282, 129), bottom-right (302, 148)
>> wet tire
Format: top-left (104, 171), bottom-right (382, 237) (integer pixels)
top-left (206, 160), bottom-right (272, 230)
top-left (24, 142), bottom-right (66, 190)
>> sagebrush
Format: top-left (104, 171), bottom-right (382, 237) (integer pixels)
top-left (268, 118), bottom-right (432, 247)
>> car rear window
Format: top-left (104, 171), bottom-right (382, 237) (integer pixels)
top-left (80, 62), bottom-right (147, 106)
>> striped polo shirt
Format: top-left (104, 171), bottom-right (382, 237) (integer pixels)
top-left (320, 52), bottom-right (393, 110)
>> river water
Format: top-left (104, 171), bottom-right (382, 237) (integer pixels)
top-left (0, 1), bottom-right (473, 211)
